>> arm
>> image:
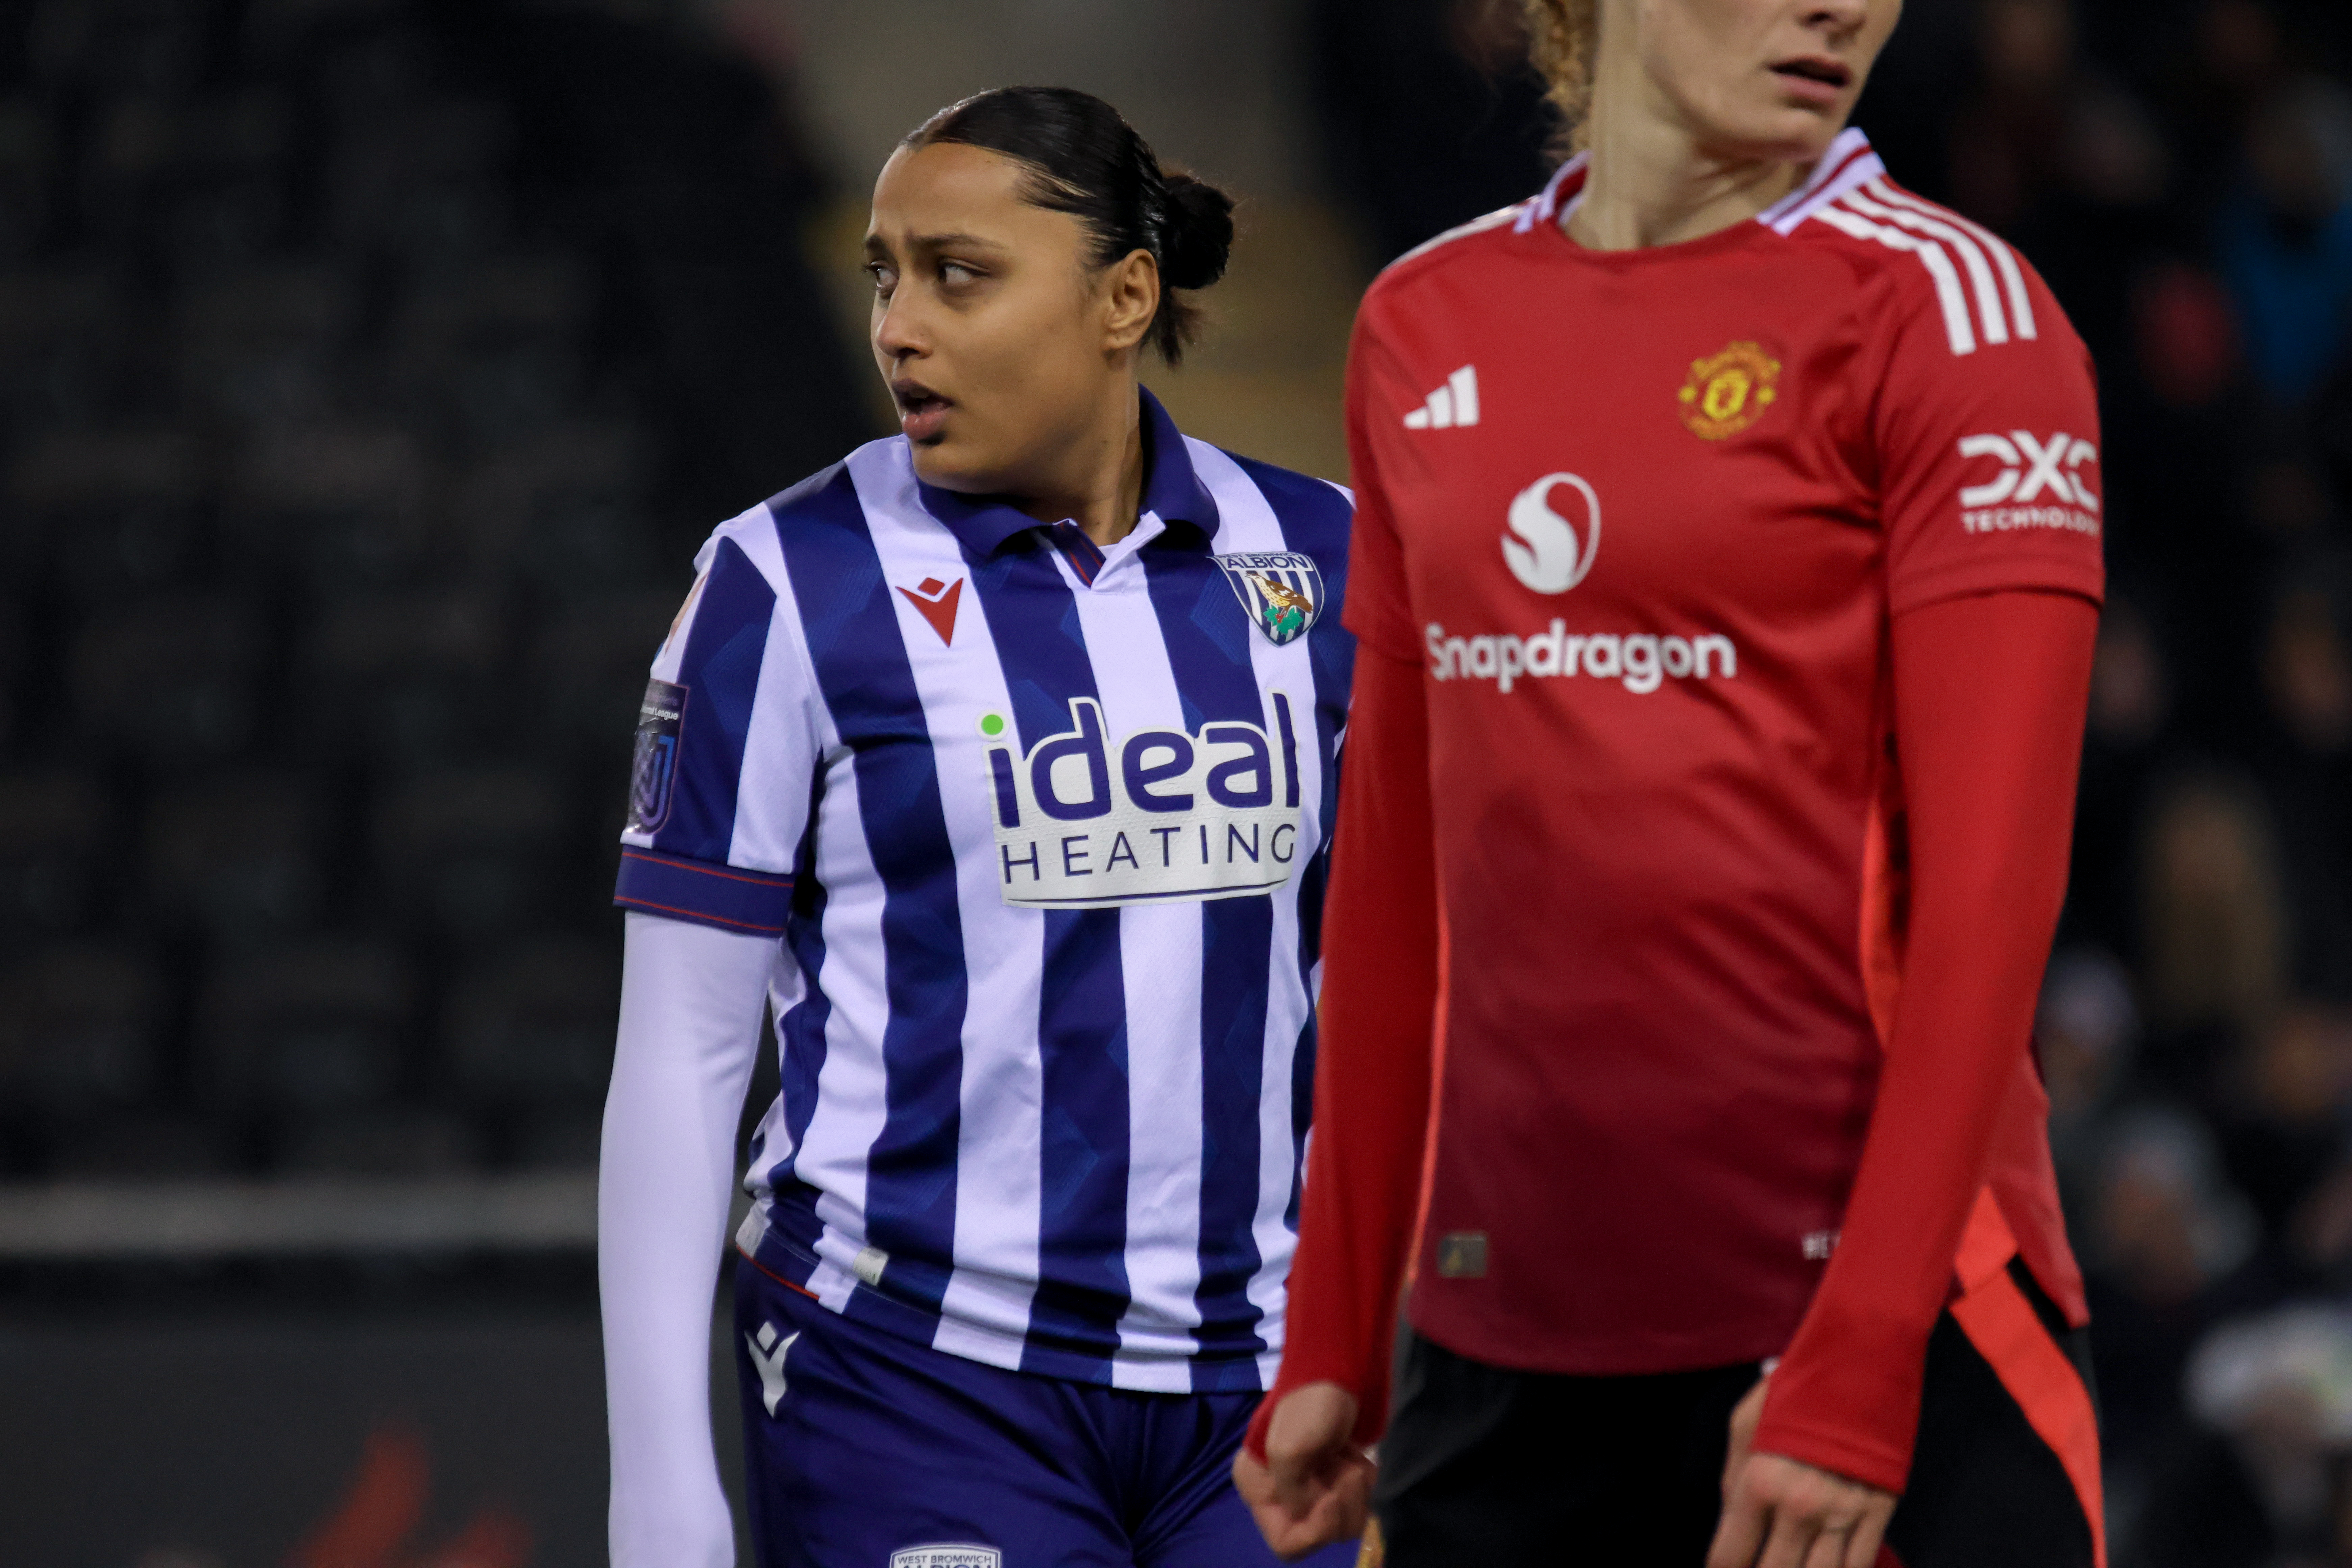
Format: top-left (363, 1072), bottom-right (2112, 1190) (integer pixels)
top-left (1709, 586), bottom-right (2098, 1568)
top-left (1235, 638), bottom-right (1441, 1552)
top-left (601, 909), bottom-right (779, 1568)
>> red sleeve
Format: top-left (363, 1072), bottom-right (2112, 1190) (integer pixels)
top-left (1870, 242), bottom-right (2106, 617)
top-left (1246, 324), bottom-right (1442, 1462)
top-left (1749, 587), bottom-right (2098, 1492)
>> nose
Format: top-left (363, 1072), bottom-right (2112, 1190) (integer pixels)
top-left (873, 287), bottom-right (926, 365)
top-left (1802, 0), bottom-right (1870, 38)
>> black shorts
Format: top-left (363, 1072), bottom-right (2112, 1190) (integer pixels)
top-left (1374, 1260), bottom-right (2102, 1568)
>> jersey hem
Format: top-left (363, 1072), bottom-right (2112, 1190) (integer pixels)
top-left (744, 1203), bottom-right (1282, 1394)
top-left (1407, 1291), bottom-right (1796, 1379)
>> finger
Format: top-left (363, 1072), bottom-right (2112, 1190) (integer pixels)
top-left (1801, 1522), bottom-right (1852, 1568)
top-left (1755, 1505), bottom-right (1817, 1568)
top-left (1721, 1377), bottom-right (1769, 1496)
top-left (1706, 1485), bottom-right (1770, 1568)
top-left (1843, 1502), bottom-right (1894, 1568)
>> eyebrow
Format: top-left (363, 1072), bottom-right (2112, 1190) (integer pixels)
top-left (865, 229), bottom-right (1010, 255)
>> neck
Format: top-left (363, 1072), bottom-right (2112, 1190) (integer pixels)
top-left (1013, 384), bottom-right (1147, 547)
top-left (1566, 77), bottom-right (1810, 251)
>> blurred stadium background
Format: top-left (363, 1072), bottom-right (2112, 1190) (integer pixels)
top-left (0, 0), bottom-right (2346, 1562)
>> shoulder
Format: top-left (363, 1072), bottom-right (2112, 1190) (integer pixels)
top-left (1184, 437), bottom-right (1353, 552)
top-left (693, 438), bottom-right (915, 585)
top-left (1779, 172), bottom-right (2081, 366)
top-left (1361, 201), bottom-right (1532, 315)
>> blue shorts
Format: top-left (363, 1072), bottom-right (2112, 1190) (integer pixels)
top-left (733, 1256), bottom-right (1364, 1568)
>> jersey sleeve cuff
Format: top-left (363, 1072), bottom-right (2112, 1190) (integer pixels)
top-left (614, 848), bottom-right (792, 936)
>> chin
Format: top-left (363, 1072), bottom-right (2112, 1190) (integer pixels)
top-left (907, 444), bottom-right (997, 496)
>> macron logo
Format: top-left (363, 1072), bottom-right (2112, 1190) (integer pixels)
top-left (1403, 365), bottom-right (1479, 430)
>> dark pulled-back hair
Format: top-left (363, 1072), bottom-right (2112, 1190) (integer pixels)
top-left (904, 86), bottom-right (1236, 366)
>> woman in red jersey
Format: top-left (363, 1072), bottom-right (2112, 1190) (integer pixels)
top-left (1236, 1), bottom-right (2108, 1566)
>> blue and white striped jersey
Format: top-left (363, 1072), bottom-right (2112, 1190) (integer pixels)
top-left (615, 390), bottom-right (1355, 1392)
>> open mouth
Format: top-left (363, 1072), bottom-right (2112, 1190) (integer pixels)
top-left (891, 379), bottom-right (953, 441)
top-left (1771, 56), bottom-right (1853, 91)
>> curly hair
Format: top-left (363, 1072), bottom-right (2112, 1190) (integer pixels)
top-left (1521, 0), bottom-right (1600, 152)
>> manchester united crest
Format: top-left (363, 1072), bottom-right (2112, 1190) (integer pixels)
top-left (1677, 340), bottom-right (1782, 440)
top-left (1214, 552), bottom-right (1325, 647)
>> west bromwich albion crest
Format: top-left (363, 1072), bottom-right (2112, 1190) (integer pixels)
top-left (1214, 552), bottom-right (1325, 647)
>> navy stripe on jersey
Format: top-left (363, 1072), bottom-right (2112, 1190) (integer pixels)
top-left (771, 467), bottom-right (967, 1321)
top-left (770, 762), bottom-right (833, 1193)
top-left (1140, 539), bottom-right (1275, 1383)
top-left (653, 536), bottom-right (774, 865)
top-left (966, 538), bottom-right (1134, 1378)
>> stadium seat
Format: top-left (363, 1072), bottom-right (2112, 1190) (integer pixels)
top-left (441, 934), bottom-right (618, 1110)
top-left (370, 764), bottom-right (568, 939)
top-left (0, 768), bottom-right (121, 937)
top-left (46, 1109), bottom-right (238, 1180)
top-left (223, 420), bottom-right (437, 587)
top-left (0, 98), bottom-right (54, 261)
top-left (0, 266), bottom-right (134, 426)
top-left (195, 937), bottom-right (417, 1114)
top-left (0, 941), bottom-right (167, 1119)
top-left (388, 253), bottom-right (593, 450)
top-left (8, 425), bottom-right (211, 602)
top-left (525, 587), bottom-right (678, 757)
top-left (176, 262), bottom-right (358, 431)
top-left (446, 421), bottom-right (657, 589)
top-left (296, 584), bottom-right (508, 767)
top-left (275, 1104), bottom-right (484, 1177)
top-left (68, 590), bottom-right (266, 767)
top-left (325, 96), bottom-right (514, 264)
top-left (145, 768), bottom-right (330, 945)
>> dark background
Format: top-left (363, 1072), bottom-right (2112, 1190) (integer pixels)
top-left (1, 0), bottom-right (2349, 1563)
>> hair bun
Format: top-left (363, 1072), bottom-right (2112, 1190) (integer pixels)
top-left (1158, 171), bottom-right (1235, 292)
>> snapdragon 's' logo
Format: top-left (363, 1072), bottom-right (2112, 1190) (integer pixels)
top-left (1502, 472), bottom-right (1602, 594)
top-left (1956, 430), bottom-right (2101, 537)
top-left (980, 696), bottom-right (1305, 909)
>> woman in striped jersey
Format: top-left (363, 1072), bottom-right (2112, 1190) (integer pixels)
top-left (598, 87), bottom-right (1361, 1568)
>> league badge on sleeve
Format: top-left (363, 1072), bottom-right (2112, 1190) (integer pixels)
top-left (1214, 552), bottom-right (1324, 647)
top-left (625, 679), bottom-right (687, 835)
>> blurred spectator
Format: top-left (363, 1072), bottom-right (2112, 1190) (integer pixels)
top-left (2085, 1106), bottom-right (2259, 1480)
top-left (2040, 946), bottom-right (2144, 1221)
top-left (2215, 76), bottom-right (2352, 403)
top-left (2135, 1305), bottom-right (2352, 1567)
top-left (2138, 768), bottom-right (2292, 1086)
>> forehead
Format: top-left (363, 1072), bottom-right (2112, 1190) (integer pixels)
top-left (867, 141), bottom-right (1078, 248)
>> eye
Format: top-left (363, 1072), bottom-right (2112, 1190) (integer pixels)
top-left (939, 260), bottom-right (982, 286)
top-left (865, 262), bottom-right (896, 297)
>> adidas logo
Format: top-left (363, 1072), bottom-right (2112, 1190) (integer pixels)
top-left (1403, 365), bottom-right (1479, 430)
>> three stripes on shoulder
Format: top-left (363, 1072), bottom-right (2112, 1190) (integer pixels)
top-left (1804, 178), bottom-right (2039, 358)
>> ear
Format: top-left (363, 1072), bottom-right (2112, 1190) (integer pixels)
top-left (1099, 248), bottom-right (1159, 354)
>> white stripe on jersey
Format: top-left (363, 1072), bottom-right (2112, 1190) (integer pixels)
top-left (1809, 199), bottom-right (1980, 356)
top-left (1841, 182), bottom-right (2011, 345)
top-left (1863, 179), bottom-right (2039, 341)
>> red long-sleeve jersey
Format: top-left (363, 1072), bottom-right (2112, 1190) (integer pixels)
top-left (1259, 132), bottom-right (2105, 1493)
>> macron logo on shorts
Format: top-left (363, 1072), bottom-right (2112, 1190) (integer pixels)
top-left (746, 1321), bottom-right (800, 1416)
top-left (1403, 365), bottom-right (1479, 429)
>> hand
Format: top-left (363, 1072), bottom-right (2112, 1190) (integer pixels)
top-left (1232, 1381), bottom-right (1377, 1560)
top-left (1707, 1374), bottom-right (1897, 1568)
